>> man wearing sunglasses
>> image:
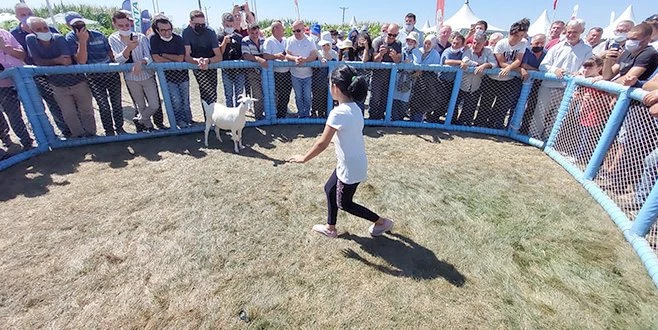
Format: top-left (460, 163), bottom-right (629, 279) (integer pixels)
top-left (370, 23), bottom-right (402, 120)
top-left (285, 21), bottom-right (317, 118)
top-left (183, 10), bottom-right (222, 110)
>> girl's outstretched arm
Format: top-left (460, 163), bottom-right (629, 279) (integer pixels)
top-left (288, 124), bottom-right (337, 163)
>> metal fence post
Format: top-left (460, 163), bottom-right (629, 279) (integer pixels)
top-left (443, 68), bottom-right (463, 127)
top-left (544, 78), bottom-right (577, 149)
top-left (384, 64), bottom-right (397, 124)
top-left (507, 77), bottom-right (535, 136)
top-left (155, 67), bottom-right (178, 129)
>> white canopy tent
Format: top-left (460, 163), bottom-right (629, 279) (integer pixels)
top-left (349, 16), bottom-right (357, 28)
top-left (428, 0), bottom-right (505, 33)
top-left (421, 19), bottom-right (432, 34)
top-left (528, 9), bottom-right (551, 37)
top-left (602, 5), bottom-right (635, 39)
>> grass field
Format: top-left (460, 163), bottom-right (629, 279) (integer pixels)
top-left (1, 126), bottom-right (657, 328)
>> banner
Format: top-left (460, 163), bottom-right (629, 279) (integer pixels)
top-left (553, 0), bottom-right (558, 11)
top-left (131, 1), bottom-right (142, 33)
top-left (294, 0), bottom-right (300, 21)
top-left (571, 4), bottom-right (579, 20)
top-left (436, 0), bottom-right (445, 29)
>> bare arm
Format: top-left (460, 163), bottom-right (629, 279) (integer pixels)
top-left (184, 45), bottom-right (200, 64)
top-left (643, 75), bottom-right (658, 91)
top-left (209, 47), bottom-right (222, 64)
top-left (1, 43), bottom-right (25, 61)
top-left (612, 66), bottom-right (647, 85)
top-left (152, 53), bottom-right (184, 62)
top-left (288, 124), bottom-right (337, 163)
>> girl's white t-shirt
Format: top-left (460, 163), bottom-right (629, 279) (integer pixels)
top-left (326, 102), bottom-right (368, 184)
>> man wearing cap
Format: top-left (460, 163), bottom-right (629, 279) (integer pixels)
top-left (11, 2), bottom-right (70, 138)
top-left (286, 21), bottom-right (317, 118)
top-left (370, 23), bottom-right (402, 120)
top-left (263, 20), bottom-right (292, 118)
top-left (183, 10), bottom-right (222, 108)
top-left (218, 12), bottom-right (246, 108)
top-left (0, 27), bottom-right (33, 150)
top-left (26, 16), bottom-right (96, 138)
top-left (65, 11), bottom-right (125, 135)
top-left (150, 15), bottom-right (193, 128)
top-left (241, 24), bottom-right (267, 120)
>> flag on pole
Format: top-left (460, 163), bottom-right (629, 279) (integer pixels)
top-left (294, 0), bottom-right (300, 21)
top-left (435, 0), bottom-right (445, 30)
top-left (553, 0), bottom-right (558, 11)
top-left (571, 4), bottom-right (579, 20)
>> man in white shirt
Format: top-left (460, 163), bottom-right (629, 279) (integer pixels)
top-left (530, 19), bottom-right (592, 140)
top-left (285, 21), bottom-right (317, 118)
top-left (263, 20), bottom-right (291, 118)
top-left (478, 18), bottom-right (529, 129)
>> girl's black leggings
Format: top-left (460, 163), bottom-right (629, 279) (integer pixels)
top-left (324, 169), bottom-right (379, 225)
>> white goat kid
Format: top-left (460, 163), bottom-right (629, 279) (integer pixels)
top-left (202, 96), bottom-right (258, 153)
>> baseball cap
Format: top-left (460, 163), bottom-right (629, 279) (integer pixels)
top-left (311, 23), bottom-right (321, 35)
top-left (65, 11), bottom-right (84, 25)
top-left (222, 12), bottom-right (234, 22)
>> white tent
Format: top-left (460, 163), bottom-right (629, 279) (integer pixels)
top-left (0, 12), bottom-right (17, 24)
top-left (602, 5), bottom-right (635, 39)
top-left (349, 16), bottom-right (357, 28)
top-left (421, 19), bottom-right (432, 33)
top-left (430, 0), bottom-right (505, 33)
top-left (528, 9), bottom-right (551, 37)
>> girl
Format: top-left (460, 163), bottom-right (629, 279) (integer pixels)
top-left (288, 65), bottom-right (394, 238)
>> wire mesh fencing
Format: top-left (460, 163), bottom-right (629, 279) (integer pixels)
top-left (0, 69), bottom-right (41, 167)
top-left (516, 78), bottom-right (567, 141)
top-left (391, 66), bottom-right (455, 124)
top-left (592, 101), bottom-right (658, 220)
top-left (469, 74), bottom-right (523, 130)
top-left (551, 84), bottom-right (617, 171)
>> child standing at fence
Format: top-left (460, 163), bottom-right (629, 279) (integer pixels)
top-left (574, 56), bottom-right (615, 162)
top-left (288, 64), bottom-right (394, 238)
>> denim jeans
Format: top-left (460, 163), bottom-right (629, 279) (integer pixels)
top-left (221, 69), bottom-right (245, 108)
top-left (635, 148), bottom-right (658, 205)
top-left (0, 87), bottom-right (33, 147)
top-left (292, 76), bottom-right (312, 118)
top-left (167, 80), bottom-right (192, 126)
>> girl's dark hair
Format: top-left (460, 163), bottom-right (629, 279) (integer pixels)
top-left (331, 65), bottom-right (369, 103)
top-left (356, 31), bottom-right (372, 50)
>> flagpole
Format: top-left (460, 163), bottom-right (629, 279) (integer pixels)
top-left (44, 0), bottom-right (56, 26)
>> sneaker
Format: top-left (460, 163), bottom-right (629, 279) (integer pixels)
top-left (312, 224), bottom-right (337, 238)
top-left (368, 218), bottom-right (394, 236)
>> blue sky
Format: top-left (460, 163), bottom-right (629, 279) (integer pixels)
top-left (28, 0), bottom-right (655, 31)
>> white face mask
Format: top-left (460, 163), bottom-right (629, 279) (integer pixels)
top-left (160, 35), bottom-right (173, 42)
top-left (224, 27), bottom-right (235, 34)
top-left (406, 42), bottom-right (415, 50)
top-left (452, 47), bottom-right (464, 53)
top-left (118, 29), bottom-right (132, 37)
top-left (35, 31), bottom-right (52, 41)
top-left (625, 39), bottom-right (641, 52)
top-left (405, 24), bottom-right (414, 31)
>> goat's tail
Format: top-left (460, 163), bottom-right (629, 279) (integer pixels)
top-left (202, 100), bottom-right (213, 124)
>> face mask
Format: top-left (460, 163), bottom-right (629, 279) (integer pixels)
top-left (531, 46), bottom-right (544, 53)
top-left (224, 27), bottom-right (235, 34)
top-left (20, 16), bottom-right (29, 25)
top-left (405, 24), bottom-right (414, 31)
top-left (35, 31), bottom-right (52, 41)
top-left (475, 27), bottom-right (484, 33)
top-left (406, 43), bottom-right (415, 50)
top-left (118, 29), bottom-right (132, 37)
top-left (452, 47), bottom-right (464, 53)
top-left (194, 24), bottom-right (206, 34)
top-left (625, 39), bottom-right (641, 52)
top-left (614, 31), bottom-right (628, 39)
top-left (160, 35), bottom-right (173, 42)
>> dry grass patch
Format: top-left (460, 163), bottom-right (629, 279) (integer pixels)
top-left (0, 126), bottom-right (657, 328)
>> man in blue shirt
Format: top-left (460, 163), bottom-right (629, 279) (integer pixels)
top-left (10, 3), bottom-right (70, 138)
top-left (26, 17), bottom-right (96, 138)
top-left (65, 12), bottom-right (125, 135)
top-left (150, 15), bottom-right (193, 128)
